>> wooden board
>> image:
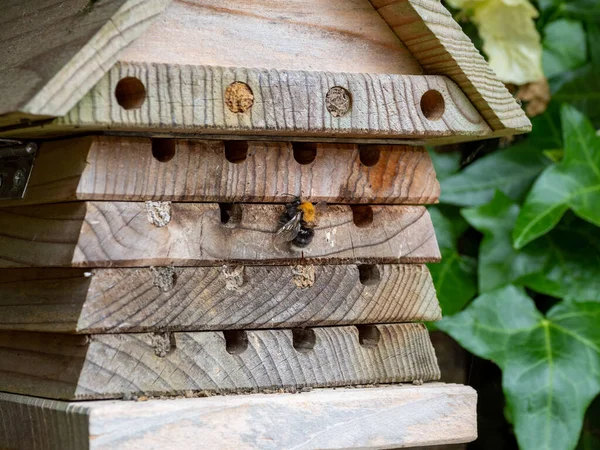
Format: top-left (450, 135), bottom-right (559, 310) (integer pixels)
top-left (0, 0), bottom-right (171, 126)
top-left (7, 136), bottom-right (440, 206)
top-left (0, 63), bottom-right (491, 142)
top-left (0, 384), bottom-right (478, 450)
top-left (370, 0), bottom-right (531, 134)
top-left (119, 0), bottom-right (422, 75)
top-left (0, 264), bottom-right (440, 333)
top-left (0, 202), bottom-right (440, 268)
top-left (0, 324), bottom-right (440, 400)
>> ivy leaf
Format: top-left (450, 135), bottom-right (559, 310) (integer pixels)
top-left (513, 104), bottom-right (600, 248)
top-left (427, 206), bottom-right (477, 316)
top-left (440, 106), bottom-right (557, 207)
top-left (427, 148), bottom-right (461, 180)
top-left (438, 286), bottom-right (600, 450)
top-left (543, 19), bottom-right (587, 78)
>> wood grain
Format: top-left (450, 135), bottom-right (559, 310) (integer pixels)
top-left (120, 0), bottom-right (422, 75)
top-left (370, 0), bottom-right (531, 134)
top-left (0, 264), bottom-right (441, 333)
top-left (0, 202), bottom-right (440, 267)
top-left (0, 384), bottom-right (478, 450)
top-left (0, 324), bottom-right (440, 400)
top-left (1, 63), bottom-right (491, 141)
top-left (0, 0), bottom-right (171, 125)
top-left (10, 136), bottom-right (439, 206)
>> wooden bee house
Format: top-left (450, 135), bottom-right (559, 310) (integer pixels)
top-left (0, 0), bottom-right (530, 448)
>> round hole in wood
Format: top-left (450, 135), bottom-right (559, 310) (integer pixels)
top-left (151, 139), bottom-right (176, 162)
top-left (420, 90), bottom-right (445, 120)
top-left (358, 145), bottom-right (380, 167)
top-left (292, 328), bottom-right (316, 353)
top-left (356, 325), bottom-right (381, 348)
top-left (292, 142), bottom-right (317, 165)
top-left (225, 81), bottom-right (254, 113)
top-left (224, 141), bottom-right (248, 164)
top-left (357, 264), bottom-right (381, 286)
top-left (326, 86), bottom-right (352, 117)
top-left (224, 330), bottom-right (249, 355)
top-left (219, 203), bottom-right (243, 227)
top-left (115, 77), bottom-right (146, 110)
top-left (351, 205), bottom-right (373, 228)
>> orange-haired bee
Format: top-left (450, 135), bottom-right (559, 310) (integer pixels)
top-left (274, 198), bottom-right (318, 251)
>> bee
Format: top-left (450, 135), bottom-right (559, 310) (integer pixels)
top-left (274, 198), bottom-right (318, 251)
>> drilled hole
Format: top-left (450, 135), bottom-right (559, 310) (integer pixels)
top-left (219, 203), bottom-right (243, 227)
top-left (292, 142), bottom-right (317, 165)
top-left (420, 90), bottom-right (445, 120)
top-left (358, 145), bottom-right (381, 167)
top-left (351, 205), bottom-right (373, 228)
top-left (224, 330), bottom-right (249, 355)
top-left (357, 325), bottom-right (381, 348)
top-left (357, 264), bottom-right (381, 286)
top-left (151, 139), bottom-right (176, 162)
top-left (292, 328), bottom-right (316, 353)
top-left (115, 77), bottom-right (146, 110)
top-left (224, 141), bottom-right (248, 164)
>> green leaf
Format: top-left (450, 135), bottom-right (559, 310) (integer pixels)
top-left (463, 192), bottom-right (600, 300)
top-left (438, 286), bottom-right (600, 450)
top-left (543, 19), bottom-right (587, 78)
top-left (440, 107), bottom-right (557, 207)
top-left (513, 104), bottom-right (600, 248)
top-left (427, 149), bottom-right (461, 181)
top-left (427, 206), bottom-right (477, 316)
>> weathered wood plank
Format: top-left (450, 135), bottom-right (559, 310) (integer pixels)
top-left (0, 202), bottom-right (440, 267)
top-left (119, 0), bottom-right (422, 75)
top-left (370, 0), bottom-right (531, 134)
top-left (0, 384), bottom-right (478, 450)
top-left (1, 63), bottom-right (491, 141)
top-left (0, 0), bottom-right (171, 125)
top-left (0, 324), bottom-right (440, 400)
top-left (6, 136), bottom-right (439, 206)
top-left (0, 264), bottom-right (440, 333)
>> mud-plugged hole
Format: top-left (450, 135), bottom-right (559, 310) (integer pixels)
top-left (351, 205), bottom-right (373, 228)
top-left (219, 203), bottom-right (243, 227)
top-left (151, 139), bottom-right (176, 162)
top-left (292, 328), bottom-right (316, 353)
top-left (292, 142), bottom-right (317, 165)
top-left (357, 325), bottom-right (381, 348)
top-left (224, 141), bottom-right (248, 164)
top-left (420, 90), bottom-right (445, 120)
top-left (357, 264), bottom-right (381, 286)
top-left (224, 330), bottom-right (249, 355)
top-left (115, 77), bottom-right (146, 110)
top-left (358, 145), bottom-right (380, 167)
top-left (150, 332), bottom-right (176, 358)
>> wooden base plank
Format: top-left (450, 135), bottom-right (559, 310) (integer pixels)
top-left (0, 264), bottom-right (441, 333)
top-left (0, 324), bottom-right (440, 400)
top-left (8, 136), bottom-right (440, 206)
top-left (0, 202), bottom-right (440, 268)
top-left (0, 384), bottom-right (477, 450)
top-left (0, 62), bottom-right (492, 142)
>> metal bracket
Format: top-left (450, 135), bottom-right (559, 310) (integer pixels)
top-left (0, 138), bottom-right (37, 200)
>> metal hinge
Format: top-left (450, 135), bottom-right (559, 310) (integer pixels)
top-left (0, 138), bottom-right (37, 200)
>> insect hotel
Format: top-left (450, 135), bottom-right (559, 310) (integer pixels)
top-left (0, 0), bottom-right (530, 448)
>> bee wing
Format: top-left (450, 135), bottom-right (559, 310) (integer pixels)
top-left (273, 212), bottom-right (302, 245)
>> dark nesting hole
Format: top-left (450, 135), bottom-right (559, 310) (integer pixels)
top-left (151, 139), bottom-right (176, 162)
top-left (356, 325), bottom-right (381, 348)
top-left (292, 142), bottom-right (317, 165)
top-left (219, 203), bottom-right (243, 227)
top-left (115, 77), bottom-right (146, 110)
top-left (292, 328), bottom-right (316, 353)
top-left (357, 264), bottom-right (381, 286)
top-left (224, 141), bottom-right (248, 164)
top-left (224, 330), bottom-right (249, 355)
top-left (351, 205), bottom-right (373, 228)
top-left (358, 145), bottom-right (380, 167)
top-left (420, 90), bottom-right (445, 120)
